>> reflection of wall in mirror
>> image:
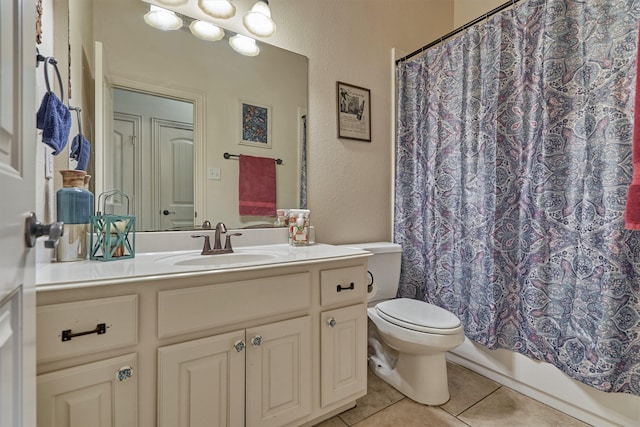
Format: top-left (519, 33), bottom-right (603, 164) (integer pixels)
top-left (78, 0), bottom-right (307, 230)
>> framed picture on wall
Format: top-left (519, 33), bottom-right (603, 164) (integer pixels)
top-left (337, 81), bottom-right (371, 142)
top-left (240, 100), bottom-right (272, 148)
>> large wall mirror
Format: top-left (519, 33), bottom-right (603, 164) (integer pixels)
top-left (69, 0), bottom-right (308, 231)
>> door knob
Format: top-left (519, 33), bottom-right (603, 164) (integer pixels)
top-left (162, 210), bottom-right (176, 216)
top-left (24, 212), bottom-right (64, 249)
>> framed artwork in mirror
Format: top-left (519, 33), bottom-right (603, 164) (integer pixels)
top-left (337, 81), bottom-right (371, 142)
top-left (240, 100), bottom-right (272, 149)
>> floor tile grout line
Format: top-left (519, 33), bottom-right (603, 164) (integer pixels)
top-left (339, 396), bottom-right (407, 426)
top-left (455, 385), bottom-right (504, 420)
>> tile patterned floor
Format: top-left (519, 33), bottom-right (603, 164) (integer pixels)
top-left (315, 362), bottom-right (591, 427)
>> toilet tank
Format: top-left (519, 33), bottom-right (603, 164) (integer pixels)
top-left (338, 242), bottom-right (402, 303)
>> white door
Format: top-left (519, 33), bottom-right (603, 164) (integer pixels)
top-left (154, 119), bottom-right (194, 230)
top-left (0, 1), bottom-right (36, 426)
top-left (112, 113), bottom-right (141, 224)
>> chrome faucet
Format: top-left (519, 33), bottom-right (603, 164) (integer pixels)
top-left (191, 222), bottom-right (242, 255)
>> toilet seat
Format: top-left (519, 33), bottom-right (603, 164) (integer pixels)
top-left (375, 298), bottom-right (461, 335)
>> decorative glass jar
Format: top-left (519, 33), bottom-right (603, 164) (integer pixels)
top-left (56, 170), bottom-right (94, 261)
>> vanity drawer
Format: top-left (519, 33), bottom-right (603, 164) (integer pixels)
top-left (157, 272), bottom-right (311, 338)
top-left (37, 295), bottom-right (138, 363)
top-left (320, 266), bottom-right (367, 306)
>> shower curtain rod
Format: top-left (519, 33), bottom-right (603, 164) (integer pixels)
top-left (396, 0), bottom-right (523, 64)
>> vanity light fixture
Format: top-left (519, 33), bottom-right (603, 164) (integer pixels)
top-left (243, 0), bottom-right (276, 37)
top-left (229, 34), bottom-right (260, 56)
top-left (189, 20), bottom-right (225, 41)
top-left (198, 0), bottom-right (236, 20)
top-left (144, 5), bottom-right (183, 31)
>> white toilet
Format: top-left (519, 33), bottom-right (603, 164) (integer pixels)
top-left (342, 242), bottom-right (465, 406)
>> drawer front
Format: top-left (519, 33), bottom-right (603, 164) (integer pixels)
top-left (37, 295), bottom-right (138, 364)
top-left (157, 272), bottom-right (311, 339)
top-left (320, 266), bottom-right (367, 306)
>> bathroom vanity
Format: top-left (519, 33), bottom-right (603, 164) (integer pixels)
top-left (35, 241), bottom-right (371, 427)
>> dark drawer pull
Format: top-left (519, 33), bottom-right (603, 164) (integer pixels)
top-left (336, 283), bottom-right (355, 292)
top-left (61, 323), bottom-right (107, 342)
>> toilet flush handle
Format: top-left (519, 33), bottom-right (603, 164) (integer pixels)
top-left (328, 318), bottom-right (336, 328)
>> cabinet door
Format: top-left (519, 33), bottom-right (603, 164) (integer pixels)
top-left (246, 316), bottom-right (312, 427)
top-left (37, 353), bottom-right (137, 427)
top-left (157, 330), bottom-right (245, 427)
top-left (321, 304), bottom-right (367, 407)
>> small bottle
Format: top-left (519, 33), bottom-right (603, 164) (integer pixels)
top-left (288, 209), bottom-right (310, 246)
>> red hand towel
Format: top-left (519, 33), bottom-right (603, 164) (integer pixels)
top-left (625, 23), bottom-right (640, 230)
top-left (239, 154), bottom-right (277, 217)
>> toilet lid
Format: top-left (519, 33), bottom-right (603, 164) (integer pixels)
top-left (375, 298), bottom-right (462, 334)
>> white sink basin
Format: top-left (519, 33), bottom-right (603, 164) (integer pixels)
top-left (155, 248), bottom-right (284, 268)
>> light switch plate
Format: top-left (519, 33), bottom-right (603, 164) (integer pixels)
top-left (207, 167), bottom-right (221, 180)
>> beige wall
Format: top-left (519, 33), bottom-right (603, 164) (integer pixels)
top-left (454, 0), bottom-right (506, 27)
top-left (251, 0), bottom-right (454, 244)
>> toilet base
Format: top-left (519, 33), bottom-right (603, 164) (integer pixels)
top-left (368, 337), bottom-right (450, 406)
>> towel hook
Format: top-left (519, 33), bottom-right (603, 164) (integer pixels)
top-left (35, 48), bottom-right (47, 68)
top-left (69, 106), bottom-right (82, 137)
top-left (42, 56), bottom-right (64, 103)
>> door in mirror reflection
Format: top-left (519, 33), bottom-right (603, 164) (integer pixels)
top-left (111, 89), bottom-right (194, 230)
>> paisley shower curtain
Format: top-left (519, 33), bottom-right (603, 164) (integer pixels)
top-left (395, 0), bottom-right (640, 394)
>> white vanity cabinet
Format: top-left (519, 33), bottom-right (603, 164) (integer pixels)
top-left (319, 266), bottom-right (368, 409)
top-left (35, 295), bottom-right (139, 427)
top-left (158, 316), bottom-right (312, 427)
top-left (36, 251), bottom-right (369, 427)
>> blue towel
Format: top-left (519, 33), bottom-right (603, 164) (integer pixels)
top-left (70, 134), bottom-right (91, 171)
top-left (36, 91), bottom-right (71, 155)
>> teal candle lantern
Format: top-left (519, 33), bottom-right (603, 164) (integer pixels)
top-left (90, 190), bottom-right (136, 261)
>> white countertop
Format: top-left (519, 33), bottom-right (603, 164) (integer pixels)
top-left (36, 243), bottom-right (371, 291)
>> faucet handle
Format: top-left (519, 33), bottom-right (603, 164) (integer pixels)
top-left (224, 233), bottom-right (243, 252)
top-left (191, 234), bottom-right (212, 254)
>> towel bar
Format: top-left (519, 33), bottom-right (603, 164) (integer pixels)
top-left (223, 152), bottom-right (283, 165)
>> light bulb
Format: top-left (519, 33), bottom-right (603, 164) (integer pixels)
top-left (144, 5), bottom-right (183, 31)
top-left (155, 0), bottom-right (188, 6)
top-left (229, 34), bottom-right (260, 56)
top-left (198, 0), bottom-right (236, 20)
top-left (189, 20), bottom-right (225, 41)
top-left (243, 1), bottom-right (276, 37)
